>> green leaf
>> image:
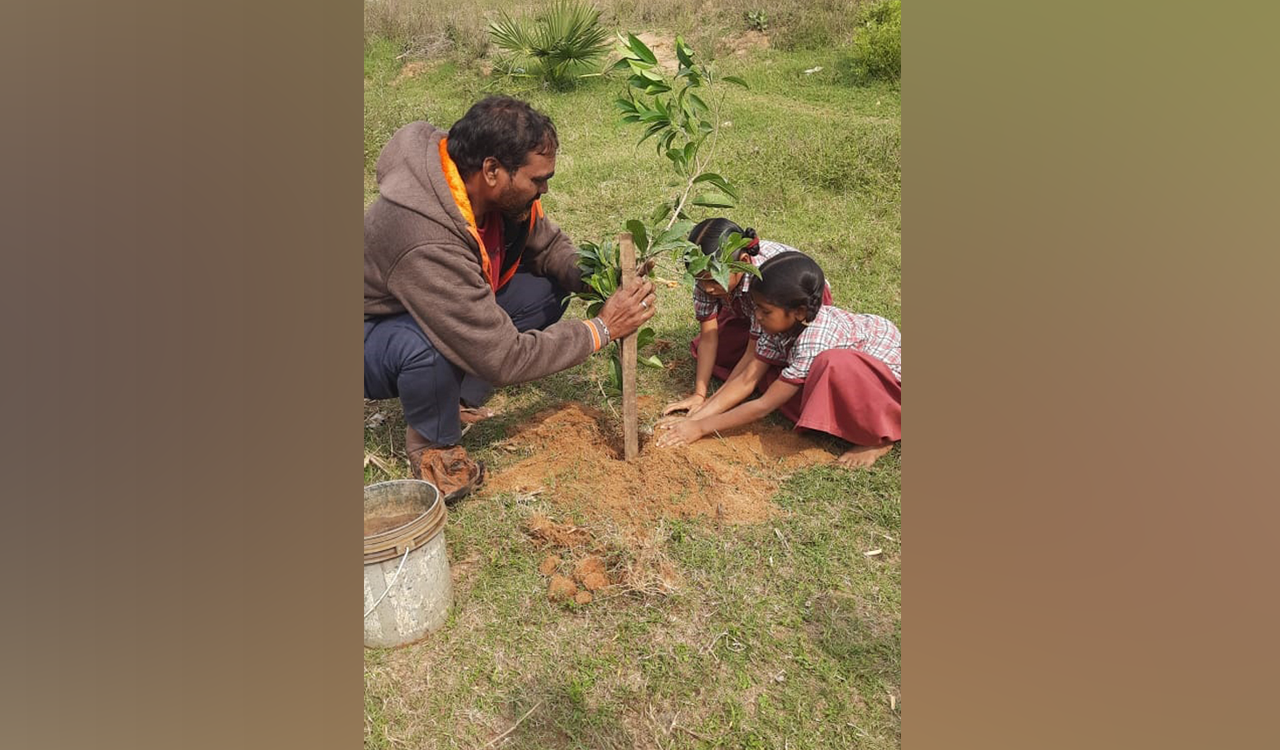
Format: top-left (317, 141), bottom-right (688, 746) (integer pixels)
top-left (640, 355), bottom-right (664, 369)
top-left (722, 75), bottom-right (750, 89)
top-left (608, 354), bottom-right (623, 393)
top-left (688, 253), bottom-right (711, 274)
top-left (727, 261), bottom-right (762, 279)
top-left (691, 192), bottom-right (736, 209)
top-left (688, 93), bottom-right (709, 118)
top-left (665, 148), bottom-right (687, 174)
top-left (638, 121), bottom-right (666, 145)
top-left (629, 63), bottom-right (664, 82)
top-left (625, 220), bottom-right (648, 254)
top-left (587, 301), bottom-right (603, 317)
top-left (655, 222), bottom-right (694, 246)
top-left (675, 38), bottom-right (695, 70)
top-left (650, 202), bottom-right (673, 225)
top-left (691, 172), bottom-right (740, 200)
top-left (624, 32), bottom-right (658, 66)
top-left (637, 326), bottom-right (655, 349)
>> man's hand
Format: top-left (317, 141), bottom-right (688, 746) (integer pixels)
top-left (655, 418), bottom-right (706, 448)
top-left (661, 393), bottom-right (706, 416)
top-left (598, 279), bottom-right (657, 341)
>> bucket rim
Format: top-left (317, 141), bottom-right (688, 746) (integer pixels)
top-left (363, 479), bottom-right (446, 564)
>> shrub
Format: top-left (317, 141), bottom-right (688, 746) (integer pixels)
top-left (846, 0), bottom-right (901, 83)
top-left (488, 1), bottom-right (612, 88)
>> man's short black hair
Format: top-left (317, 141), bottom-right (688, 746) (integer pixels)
top-left (446, 96), bottom-right (559, 178)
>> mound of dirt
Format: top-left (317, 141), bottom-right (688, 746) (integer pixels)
top-left (488, 402), bottom-right (835, 531)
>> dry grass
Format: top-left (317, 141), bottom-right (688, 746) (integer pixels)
top-left (364, 0), bottom-right (875, 60)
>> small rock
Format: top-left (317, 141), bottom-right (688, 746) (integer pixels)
top-left (547, 575), bottom-right (578, 602)
top-left (538, 555), bottom-right (561, 576)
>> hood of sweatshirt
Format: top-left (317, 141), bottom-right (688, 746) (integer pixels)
top-left (374, 121), bottom-right (476, 250)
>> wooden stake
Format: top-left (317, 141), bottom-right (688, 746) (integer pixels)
top-left (618, 232), bottom-right (639, 461)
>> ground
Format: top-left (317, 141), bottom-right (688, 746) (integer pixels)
top-left (364, 22), bottom-right (901, 750)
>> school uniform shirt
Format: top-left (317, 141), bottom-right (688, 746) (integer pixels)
top-left (753, 305), bottom-right (902, 384)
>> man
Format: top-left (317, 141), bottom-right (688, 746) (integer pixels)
top-left (364, 96), bottom-right (656, 500)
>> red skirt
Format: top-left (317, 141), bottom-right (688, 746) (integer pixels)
top-left (692, 316), bottom-right (901, 446)
top-left (789, 349), bottom-right (901, 447)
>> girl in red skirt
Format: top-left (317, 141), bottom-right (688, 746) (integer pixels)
top-left (656, 251), bottom-right (901, 468)
top-left (660, 217), bottom-right (832, 418)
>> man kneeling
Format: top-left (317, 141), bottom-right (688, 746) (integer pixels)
top-left (364, 96), bottom-right (656, 499)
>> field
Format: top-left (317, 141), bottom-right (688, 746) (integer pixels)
top-left (363, 4), bottom-right (901, 747)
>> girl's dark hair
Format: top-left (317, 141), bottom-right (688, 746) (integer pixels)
top-left (687, 217), bottom-right (760, 265)
top-left (753, 252), bottom-right (826, 322)
top-left (447, 95), bottom-right (559, 178)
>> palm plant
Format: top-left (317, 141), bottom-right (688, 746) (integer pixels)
top-left (487, 1), bottom-right (611, 88)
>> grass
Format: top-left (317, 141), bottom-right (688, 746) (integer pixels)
top-left (364, 0), bottom-right (882, 62)
top-left (364, 13), bottom-right (900, 748)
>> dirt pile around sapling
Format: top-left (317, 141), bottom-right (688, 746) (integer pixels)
top-left (488, 401), bottom-right (836, 531)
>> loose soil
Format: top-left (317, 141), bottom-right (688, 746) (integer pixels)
top-left (486, 401), bottom-right (836, 532)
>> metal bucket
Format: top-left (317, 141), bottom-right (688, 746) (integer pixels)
top-left (363, 479), bottom-right (452, 648)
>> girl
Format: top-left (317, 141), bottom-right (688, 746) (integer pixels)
top-left (656, 252), bottom-right (901, 468)
top-left (660, 218), bottom-right (832, 419)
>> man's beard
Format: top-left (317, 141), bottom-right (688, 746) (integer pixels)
top-left (496, 186), bottom-right (534, 222)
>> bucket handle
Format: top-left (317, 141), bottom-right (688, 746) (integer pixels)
top-left (363, 545), bottom-right (412, 619)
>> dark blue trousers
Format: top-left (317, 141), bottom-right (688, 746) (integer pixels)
top-left (364, 270), bottom-right (567, 446)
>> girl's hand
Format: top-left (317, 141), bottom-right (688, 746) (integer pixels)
top-left (655, 419), bottom-right (706, 448)
top-left (654, 413), bottom-right (686, 430)
top-left (661, 393), bottom-right (706, 416)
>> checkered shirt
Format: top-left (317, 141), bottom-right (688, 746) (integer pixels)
top-left (754, 306), bottom-right (902, 384)
top-left (692, 240), bottom-right (800, 321)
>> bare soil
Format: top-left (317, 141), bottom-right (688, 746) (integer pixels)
top-left (487, 401), bottom-right (836, 531)
top-left (505, 401), bottom-right (835, 605)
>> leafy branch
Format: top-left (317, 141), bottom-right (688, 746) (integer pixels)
top-left (569, 33), bottom-right (753, 395)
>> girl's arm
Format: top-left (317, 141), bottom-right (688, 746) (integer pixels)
top-left (692, 318), bottom-right (720, 400)
top-left (657, 376), bottom-right (800, 447)
top-left (674, 339), bottom-right (757, 420)
top-left (661, 317), bottom-right (719, 415)
top-left (690, 349), bottom-right (768, 420)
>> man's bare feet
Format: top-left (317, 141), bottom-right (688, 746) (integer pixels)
top-left (835, 443), bottom-right (894, 469)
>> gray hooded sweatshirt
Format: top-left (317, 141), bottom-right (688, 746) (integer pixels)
top-left (364, 121), bottom-right (597, 386)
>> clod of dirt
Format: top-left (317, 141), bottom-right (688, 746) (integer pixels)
top-left (573, 555), bottom-right (606, 581)
top-left (538, 555), bottom-right (561, 576)
top-left (574, 591), bottom-right (593, 605)
top-left (525, 513), bottom-right (593, 550)
top-left (581, 572), bottom-right (609, 591)
top-left (547, 575), bottom-right (578, 602)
